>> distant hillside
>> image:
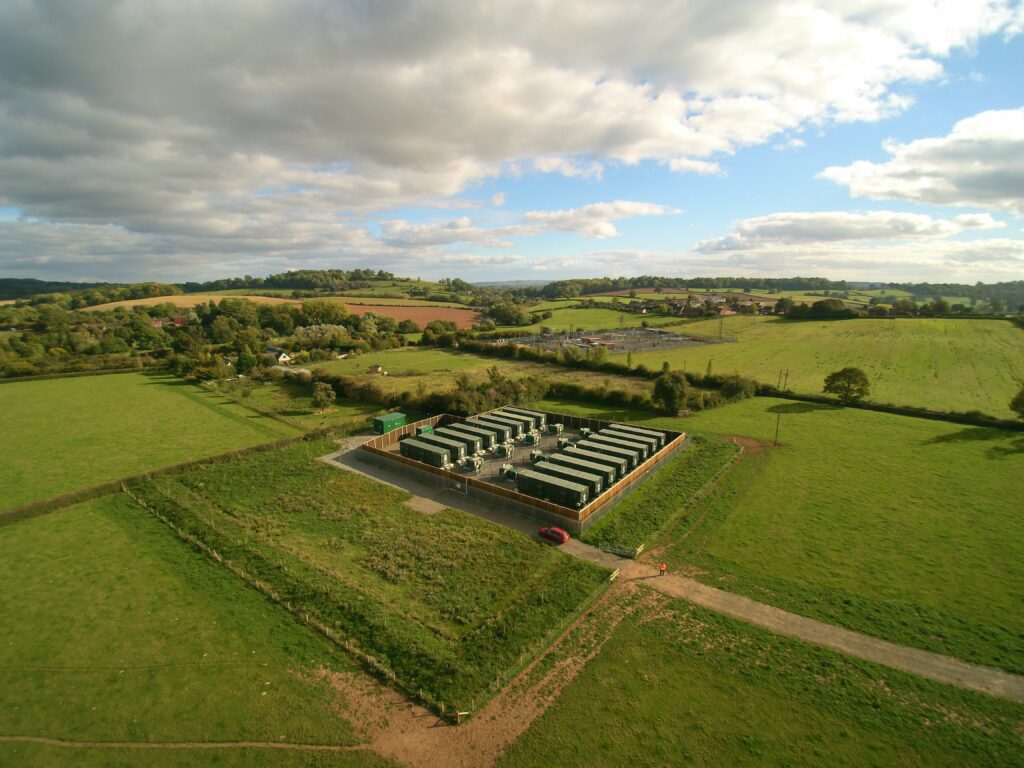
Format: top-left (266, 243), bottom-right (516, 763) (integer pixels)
top-left (0, 278), bottom-right (113, 300)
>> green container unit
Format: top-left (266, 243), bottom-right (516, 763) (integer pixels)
top-left (465, 417), bottom-right (512, 443)
top-left (575, 439), bottom-right (640, 470)
top-left (475, 413), bottom-right (524, 438)
top-left (563, 445), bottom-right (628, 480)
top-left (532, 461), bottom-right (604, 496)
top-left (547, 452), bottom-right (616, 487)
top-left (516, 468), bottom-right (589, 509)
top-left (399, 437), bottom-right (451, 468)
top-left (412, 433), bottom-right (467, 463)
top-left (502, 406), bottom-right (547, 430)
top-left (446, 422), bottom-right (497, 451)
top-left (587, 433), bottom-right (650, 461)
top-left (435, 427), bottom-right (483, 456)
top-left (490, 410), bottom-right (533, 435)
top-left (416, 425), bottom-right (434, 436)
top-left (600, 428), bottom-right (659, 457)
top-left (373, 412), bottom-right (407, 435)
top-left (610, 423), bottom-right (667, 449)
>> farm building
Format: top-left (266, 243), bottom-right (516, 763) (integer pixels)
top-left (265, 346), bottom-right (292, 364)
top-left (360, 407), bottom-right (687, 534)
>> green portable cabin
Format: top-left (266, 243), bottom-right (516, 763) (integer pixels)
top-left (475, 413), bottom-right (524, 438)
top-left (399, 437), bottom-right (451, 468)
top-left (547, 452), bottom-right (616, 486)
top-left (575, 439), bottom-right (640, 470)
top-left (587, 433), bottom-right (650, 461)
top-left (374, 412), bottom-right (407, 435)
top-left (435, 427), bottom-right (483, 455)
top-left (563, 445), bottom-right (628, 479)
top-left (600, 428), bottom-right (659, 457)
top-left (416, 425), bottom-right (434, 436)
top-left (609, 423), bottom-right (667, 449)
top-left (446, 422), bottom-right (497, 450)
top-left (489, 410), bottom-right (533, 435)
top-left (502, 406), bottom-right (547, 430)
top-left (412, 433), bottom-right (467, 463)
top-left (533, 461), bottom-right (604, 496)
top-left (516, 468), bottom-right (589, 509)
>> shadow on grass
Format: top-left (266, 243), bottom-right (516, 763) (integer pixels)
top-left (924, 427), bottom-right (1024, 457)
top-left (766, 401), bottom-right (840, 415)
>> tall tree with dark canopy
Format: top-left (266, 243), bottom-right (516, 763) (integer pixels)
top-left (823, 367), bottom-right (871, 405)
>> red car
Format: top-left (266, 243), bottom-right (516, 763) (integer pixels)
top-left (539, 525), bottom-right (570, 544)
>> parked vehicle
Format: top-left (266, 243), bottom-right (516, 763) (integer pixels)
top-left (539, 525), bottom-right (570, 544)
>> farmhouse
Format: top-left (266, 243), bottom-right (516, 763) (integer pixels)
top-left (265, 346), bottom-right (292, 364)
top-left (361, 407), bottom-right (687, 534)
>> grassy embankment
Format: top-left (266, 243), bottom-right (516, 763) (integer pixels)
top-left (534, 396), bottom-right (1023, 671)
top-left (125, 437), bottom-right (610, 713)
top-left (499, 590), bottom-right (1024, 768)
top-left (0, 373), bottom-right (300, 511)
top-left (0, 494), bottom-right (395, 768)
top-left (618, 315), bottom-right (1024, 418)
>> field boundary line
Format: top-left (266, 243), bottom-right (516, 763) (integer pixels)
top-left (0, 426), bottom-right (341, 528)
top-left (0, 365), bottom-right (167, 384)
top-left (0, 735), bottom-right (366, 752)
top-left (760, 391), bottom-right (1024, 431)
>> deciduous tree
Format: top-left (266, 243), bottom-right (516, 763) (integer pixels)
top-left (312, 381), bottom-right (336, 412)
top-left (823, 367), bottom-right (870, 405)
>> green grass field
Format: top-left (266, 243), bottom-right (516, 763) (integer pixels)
top-left (499, 589), bottom-right (1024, 768)
top-left (126, 436), bottom-right (610, 711)
top-left (217, 379), bottom-right (383, 432)
top-left (0, 494), bottom-right (394, 768)
top-left (0, 373), bottom-right (300, 510)
top-left (535, 396), bottom-right (1024, 671)
top-left (619, 315), bottom-right (1024, 418)
top-left (312, 347), bottom-right (654, 399)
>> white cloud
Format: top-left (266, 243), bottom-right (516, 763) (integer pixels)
top-left (820, 108), bottom-right (1024, 212)
top-left (490, 192), bottom-right (506, 206)
top-left (381, 200), bottom-right (680, 246)
top-left (773, 137), bottom-right (807, 151)
top-left (695, 210), bottom-right (1005, 252)
top-left (0, 1), bottom-right (1020, 278)
top-left (521, 201), bottom-right (680, 238)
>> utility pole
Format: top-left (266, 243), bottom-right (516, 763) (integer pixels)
top-left (774, 368), bottom-right (789, 447)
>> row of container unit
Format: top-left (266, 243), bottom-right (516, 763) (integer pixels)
top-left (399, 437), bottom-right (453, 468)
top-left (515, 468), bottom-right (590, 509)
top-left (513, 421), bottom-right (672, 508)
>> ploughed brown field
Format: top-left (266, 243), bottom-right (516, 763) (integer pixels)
top-left (348, 304), bottom-right (480, 329)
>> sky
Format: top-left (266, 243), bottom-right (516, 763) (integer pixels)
top-left (0, 1), bottom-right (1022, 285)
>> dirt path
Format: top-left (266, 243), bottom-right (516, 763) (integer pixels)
top-left (320, 583), bottom-right (651, 768)
top-left (604, 558), bottom-right (1024, 703)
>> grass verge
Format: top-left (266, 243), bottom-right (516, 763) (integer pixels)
top-left (124, 437), bottom-right (610, 714)
top-left (499, 588), bottom-right (1024, 768)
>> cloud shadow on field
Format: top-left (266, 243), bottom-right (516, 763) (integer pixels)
top-left (924, 427), bottom-right (1024, 458)
top-left (766, 402), bottom-right (839, 415)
